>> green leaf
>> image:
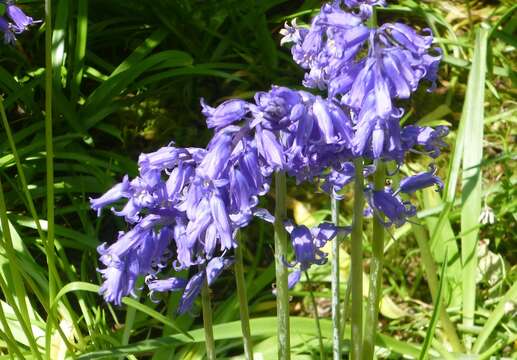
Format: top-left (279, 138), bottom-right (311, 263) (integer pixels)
top-left (473, 281), bottom-right (517, 353)
top-left (460, 27), bottom-right (488, 334)
top-left (418, 252), bottom-right (448, 360)
top-left (76, 318), bottom-right (422, 359)
top-left (51, 282), bottom-right (193, 340)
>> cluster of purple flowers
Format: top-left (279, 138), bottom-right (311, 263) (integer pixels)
top-left (0, 1), bottom-right (37, 44)
top-left (91, 0), bottom-right (448, 312)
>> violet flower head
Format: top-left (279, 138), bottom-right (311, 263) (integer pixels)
top-left (0, 1), bottom-right (38, 44)
top-left (397, 166), bottom-right (443, 195)
top-left (284, 221), bottom-right (350, 287)
top-left (366, 187), bottom-right (416, 227)
top-left (0, 17), bottom-right (15, 44)
top-left (201, 98), bottom-right (249, 129)
top-left (177, 271), bottom-right (204, 314)
top-left (401, 125), bottom-right (449, 158)
top-left (147, 277), bottom-right (187, 300)
top-left (90, 175), bottom-right (131, 216)
top-left (97, 251), bottom-right (140, 306)
top-left (176, 257), bottom-right (233, 314)
top-left (5, 2), bottom-right (35, 32)
top-left (280, 3), bottom-right (369, 91)
top-left (322, 162), bottom-right (376, 199)
top-left (342, 0), bottom-right (386, 18)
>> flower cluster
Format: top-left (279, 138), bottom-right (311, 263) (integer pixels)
top-left (0, 1), bottom-right (37, 44)
top-left (91, 0), bottom-right (448, 311)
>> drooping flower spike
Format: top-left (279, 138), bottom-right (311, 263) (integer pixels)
top-left (90, 0), bottom-right (448, 320)
top-left (281, 2), bottom-right (442, 161)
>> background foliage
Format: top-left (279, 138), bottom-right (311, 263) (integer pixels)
top-left (0, 0), bottom-right (515, 359)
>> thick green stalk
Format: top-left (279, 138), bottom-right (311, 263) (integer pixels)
top-left (305, 271), bottom-right (325, 360)
top-left (201, 268), bottom-right (216, 360)
top-left (363, 161), bottom-right (385, 359)
top-left (411, 225), bottom-right (464, 353)
top-left (234, 233), bottom-right (254, 360)
top-left (350, 158), bottom-right (365, 360)
top-left (44, 0), bottom-right (56, 357)
top-left (330, 197), bottom-right (341, 360)
top-left (274, 171), bottom-right (290, 360)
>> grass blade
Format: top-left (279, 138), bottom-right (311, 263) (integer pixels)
top-left (76, 317), bottom-right (423, 360)
top-left (418, 251), bottom-right (448, 360)
top-left (460, 27), bottom-right (488, 348)
top-left (472, 281), bottom-right (517, 353)
top-left (52, 281), bottom-right (193, 339)
top-left (70, 0), bottom-right (88, 104)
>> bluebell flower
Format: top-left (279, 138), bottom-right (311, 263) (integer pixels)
top-left (322, 162), bottom-right (376, 198)
top-left (5, 1), bottom-right (35, 33)
top-left (342, 0), bottom-right (385, 9)
top-left (287, 269), bottom-right (302, 289)
top-left (0, 1), bottom-right (37, 44)
top-left (255, 124), bottom-right (285, 172)
top-left (90, 175), bottom-right (131, 216)
top-left (177, 271), bottom-right (204, 314)
top-left (401, 125), bottom-right (449, 158)
top-left (201, 98), bottom-right (249, 129)
top-left (196, 129), bottom-right (235, 180)
top-left (366, 187), bottom-right (416, 227)
top-left (98, 252), bottom-right (139, 305)
top-left (397, 166), bottom-right (443, 195)
top-left (147, 277), bottom-right (187, 300)
top-left (284, 220), bottom-right (350, 287)
top-left (280, 4), bottom-right (368, 90)
top-left (177, 257), bottom-right (234, 314)
top-left (0, 17), bottom-right (15, 44)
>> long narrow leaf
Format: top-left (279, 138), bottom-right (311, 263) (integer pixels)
top-left (460, 28), bottom-right (488, 341)
top-left (418, 252), bottom-right (448, 360)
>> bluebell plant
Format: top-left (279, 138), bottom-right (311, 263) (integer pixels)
top-left (91, 0), bottom-right (447, 359)
top-left (0, 1), bottom-right (37, 44)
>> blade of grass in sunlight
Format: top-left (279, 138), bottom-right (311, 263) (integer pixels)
top-left (472, 281), bottom-right (517, 353)
top-left (52, 281), bottom-right (193, 339)
top-left (76, 317), bottom-right (423, 360)
top-left (460, 27), bottom-right (488, 349)
top-left (418, 251), bottom-right (448, 360)
top-left (70, 0), bottom-right (89, 104)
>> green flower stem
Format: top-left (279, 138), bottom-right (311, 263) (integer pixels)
top-left (201, 266), bottom-right (216, 360)
top-left (234, 233), bottom-right (254, 360)
top-left (330, 197), bottom-right (341, 360)
top-left (305, 271), bottom-right (325, 360)
top-left (44, 0), bottom-right (56, 357)
top-left (363, 161), bottom-right (386, 359)
top-left (274, 171), bottom-right (290, 360)
top-left (350, 158), bottom-right (365, 360)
